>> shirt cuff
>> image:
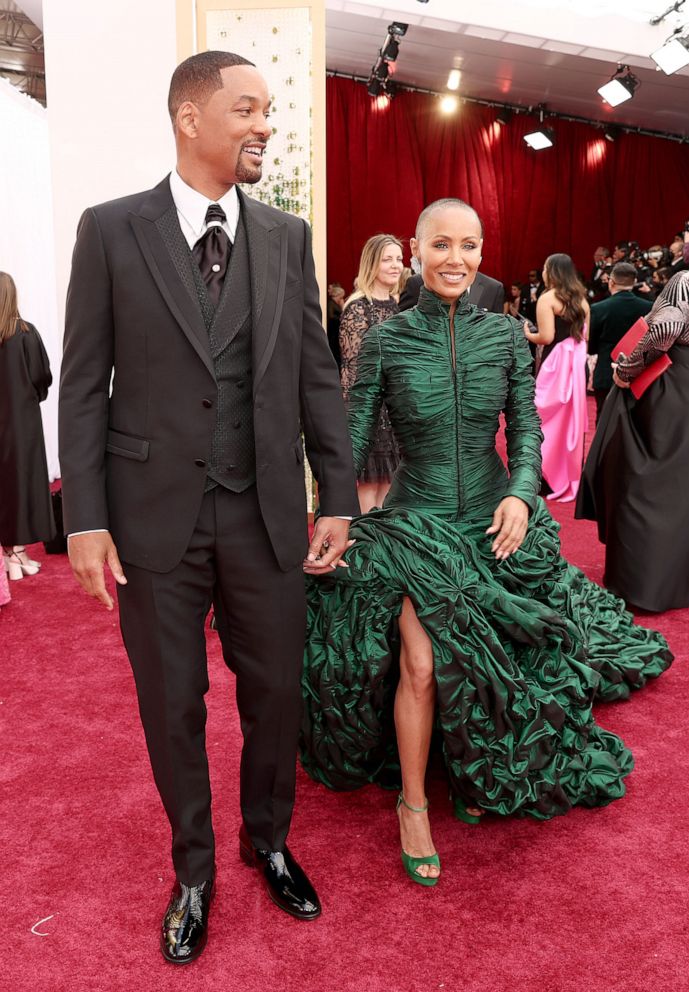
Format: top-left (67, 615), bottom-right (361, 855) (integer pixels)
top-left (68, 529), bottom-right (109, 538)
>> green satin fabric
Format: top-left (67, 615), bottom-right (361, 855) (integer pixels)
top-left (301, 289), bottom-right (672, 817)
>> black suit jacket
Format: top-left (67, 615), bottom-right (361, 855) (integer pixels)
top-left (59, 177), bottom-right (358, 572)
top-left (588, 290), bottom-right (652, 391)
top-left (399, 271), bottom-right (505, 313)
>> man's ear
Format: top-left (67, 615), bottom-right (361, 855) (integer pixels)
top-left (176, 101), bottom-right (199, 138)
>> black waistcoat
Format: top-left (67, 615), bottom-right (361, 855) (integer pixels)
top-left (155, 206), bottom-right (256, 493)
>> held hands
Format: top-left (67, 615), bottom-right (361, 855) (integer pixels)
top-left (486, 496), bottom-right (529, 560)
top-left (303, 517), bottom-right (354, 576)
top-left (68, 531), bottom-right (127, 610)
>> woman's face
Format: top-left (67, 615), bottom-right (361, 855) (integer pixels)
top-left (375, 243), bottom-right (404, 290)
top-left (410, 206), bottom-right (483, 302)
top-left (510, 284), bottom-right (520, 299)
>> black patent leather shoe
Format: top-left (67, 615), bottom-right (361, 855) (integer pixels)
top-left (160, 875), bottom-right (215, 964)
top-left (239, 825), bottom-right (321, 920)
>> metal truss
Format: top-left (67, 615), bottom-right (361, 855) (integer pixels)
top-left (0, 0), bottom-right (45, 105)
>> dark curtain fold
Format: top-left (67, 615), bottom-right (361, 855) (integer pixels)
top-left (326, 76), bottom-right (689, 291)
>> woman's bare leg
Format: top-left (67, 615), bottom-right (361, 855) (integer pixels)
top-left (395, 597), bottom-right (439, 879)
top-left (357, 482), bottom-right (379, 514)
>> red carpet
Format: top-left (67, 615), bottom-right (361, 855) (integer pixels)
top-left (4, 491), bottom-right (688, 990)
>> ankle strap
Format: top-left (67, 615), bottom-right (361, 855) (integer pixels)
top-left (397, 792), bottom-right (429, 814)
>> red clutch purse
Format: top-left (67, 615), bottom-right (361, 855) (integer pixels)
top-left (611, 316), bottom-right (672, 399)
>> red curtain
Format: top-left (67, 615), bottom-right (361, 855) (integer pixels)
top-left (326, 76), bottom-right (689, 292)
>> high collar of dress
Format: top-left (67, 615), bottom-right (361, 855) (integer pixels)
top-left (417, 285), bottom-right (472, 318)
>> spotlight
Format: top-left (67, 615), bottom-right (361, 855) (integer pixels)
top-left (447, 69), bottom-right (461, 90)
top-left (372, 55), bottom-right (390, 79)
top-left (381, 36), bottom-right (400, 61)
top-left (440, 94), bottom-right (459, 114)
top-left (524, 128), bottom-right (555, 150)
top-left (604, 124), bottom-right (621, 142)
top-left (496, 108), bottom-right (512, 126)
top-left (651, 33), bottom-right (689, 74)
top-left (367, 77), bottom-right (386, 97)
top-left (388, 22), bottom-right (408, 36)
top-left (597, 65), bottom-right (639, 107)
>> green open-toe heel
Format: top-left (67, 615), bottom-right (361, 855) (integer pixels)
top-left (451, 793), bottom-right (484, 825)
top-left (396, 793), bottom-right (441, 887)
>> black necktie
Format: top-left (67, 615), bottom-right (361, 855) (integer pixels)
top-left (193, 203), bottom-right (231, 306)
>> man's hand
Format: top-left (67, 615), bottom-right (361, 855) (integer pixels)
top-left (303, 517), bottom-right (353, 575)
top-left (67, 531), bottom-right (127, 610)
top-left (486, 496), bottom-right (529, 560)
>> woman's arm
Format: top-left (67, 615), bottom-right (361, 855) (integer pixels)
top-left (524, 292), bottom-right (557, 345)
top-left (23, 325), bottom-right (52, 401)
top-left (616, 313), bottom-right (685, 383)
top-left (503, 321), bottom-right (544, 512)
top-left (346, 323), bottom-right (385, 475)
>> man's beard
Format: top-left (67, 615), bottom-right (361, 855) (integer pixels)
top-left (235, 154), bottom-right (263, 185)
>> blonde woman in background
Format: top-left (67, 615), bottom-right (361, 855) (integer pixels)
top-left (0, 272), bottom-right (55, 579)
top-left (339, 235), bottom-right (404, 512)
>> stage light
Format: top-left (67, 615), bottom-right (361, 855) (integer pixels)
top-left (651, 33), bottom-right (689, 74)
top-left (381, 37), bottom-right (400, 61)
top-left (447, 69), bottom-right (461, 91)
top-left (388, 22), bottom-right (408, 37)
top-left (604, 124), bottom-right (620, 142)
top-left (524, 128), bottom-right (555, 150)
top-left (496, 108), bottom-right (512, 126)
top-left (372, 55), bottom-right (390, 79)
top-left (597, 65), bottom-right (639, 107)
top-left (440, 94), bottom-right (459, 114)
top-left (367, 77), bottom-right (386, 97)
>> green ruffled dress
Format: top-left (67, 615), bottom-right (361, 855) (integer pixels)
top-left (301, 288), bottom-right (672, 818)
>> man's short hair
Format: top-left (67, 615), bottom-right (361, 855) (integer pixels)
top-left (415, 198), bottom-right (483, 240)
top-left (611, 262), bottom-right (636, 286)
top-left (168, 50), bottom-right (255, 125)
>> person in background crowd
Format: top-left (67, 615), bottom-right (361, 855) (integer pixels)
top-left (339, 234), bottom-right (403, 513)
top-left (326, 281), bottom-right (346, 369)
top-left (588, 246), bottom-right (610, 303)
top-left (577, 271), bottom-right (689, 612)
top-left (0, 272), bottom-right (55, 581)
top-left (523, 253), bottom-right (590, 501)
top-left (651, 265), bottom-right (674, 299)
top-left (588, 262), bottom-right (652, 422)
top-left (612, 241), bottom-right (630, 263)
top-left (59, 51), bottom-right (358, 965)
top-left (395, 266), bottom-right (413, 303)
top-left (519, 268), bottom-right (544, 324)
top-left (669, 227), bottom-right (689, 274)
top-left (503, 282), bottom-right (522, 318)
top-left (300, 199), bottom-right (671, 890)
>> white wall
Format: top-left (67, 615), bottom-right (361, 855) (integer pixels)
top-left (43, 0), bottom-right (178, 365)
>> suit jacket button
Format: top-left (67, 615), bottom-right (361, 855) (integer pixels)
top-left (233, 420), bottom-right (241, 429)
top-left (236, 380), bottom-right (245, 389)
top-left (202, 398), bottom-right (213, 408)
top-left (195, 458), bottom-right (206, 468)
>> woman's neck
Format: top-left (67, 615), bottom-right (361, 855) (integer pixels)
top-left (371, 280), bottom-right (392, 301)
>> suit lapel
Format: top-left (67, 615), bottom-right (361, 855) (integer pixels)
top-left (129, 177), bottom-right (214, 377)
top-left (471, 272), bottom-right (487, 310)
top-left (239, 189), bottom-right (288, 394)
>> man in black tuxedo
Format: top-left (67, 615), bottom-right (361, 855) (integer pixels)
top-left (59, 51), bottom-right (358, 963)
top-left (588, 261), bottom-right (652, 421)
top-left (399, 269), bottom-right (505, 313)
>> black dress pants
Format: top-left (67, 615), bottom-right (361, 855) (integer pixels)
top-left (117, 484), bottom-right (306, 885)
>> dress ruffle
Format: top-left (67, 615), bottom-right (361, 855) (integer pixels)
top-left (301, 500), bottom-right (672, 819)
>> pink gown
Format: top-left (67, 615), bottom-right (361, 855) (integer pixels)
top-left (535, 316), bottom-right (588, 502)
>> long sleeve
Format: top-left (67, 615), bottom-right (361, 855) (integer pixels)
top-left (23, 325), bottom-right (52, 401)
top-left (59, 207), bottom-right (115, 534)
top-left (338, 299), bottom-right (370, 400)
top-left (616, 314), bottom-right (685, 382)
top-left (346, 322), bottom-right (385, 475)
top-left (503, 320), bottom-right (543, 511)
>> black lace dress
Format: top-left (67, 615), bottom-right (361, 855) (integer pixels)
top-left (339, 297), bottom-right (400, 483)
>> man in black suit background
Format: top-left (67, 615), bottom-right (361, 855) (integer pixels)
top-left (59, 52), bottom-right (358, 963)
top-left (588, 261), bottom-right (652, 421)
top-left (399, 268), bottom-right (505, 313)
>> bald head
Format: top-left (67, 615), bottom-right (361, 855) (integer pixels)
top-left (415, 198), bottom-right (483, 241)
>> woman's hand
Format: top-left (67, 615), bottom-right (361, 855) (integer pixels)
top-left (303, 517), bottom-right (355, 576)
top-left (612, 368), bottom-right (631, 389)
top-left (486, 496), bottom-right (529, 560)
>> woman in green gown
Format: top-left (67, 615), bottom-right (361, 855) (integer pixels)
top-left (301, 200), bottom-right (672, 885)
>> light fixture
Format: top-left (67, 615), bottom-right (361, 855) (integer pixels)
top-left (496, 107), bottom-right (512, 126)
top-left (604, 124), bottom-right (620, 142)
top-left (523, 106), bottom-right (554, 150)
top-left (651, 32), bottom-right (689, 74)
top-left (440, 94), bottom-right (459, 114)
top-left (597, 65), bottom-right (639, 106)
top-left (388, 22), bottom-right (408, 36)
top-left (524, 128), bottom-right (555, 149)
top-left (447, 69), bottom-right (461, 91)
top-left (372, 55), bottom-right (390, 79)
top-left (381, 36), bottom-right (400, 61)
top-left (367, 76), bottom-right (386, 97)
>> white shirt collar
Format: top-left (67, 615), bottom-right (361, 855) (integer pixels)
top-left (169, 170), bottom-right (239, 246)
